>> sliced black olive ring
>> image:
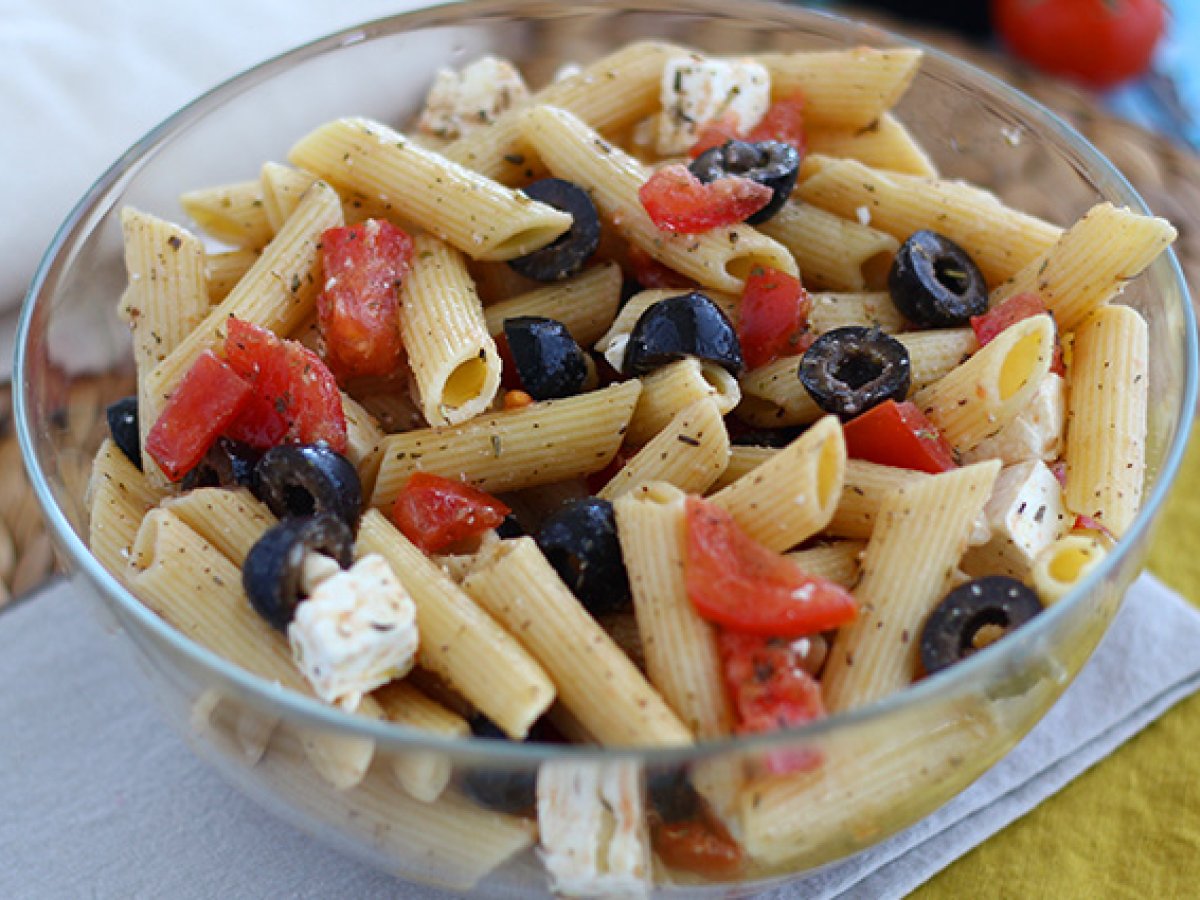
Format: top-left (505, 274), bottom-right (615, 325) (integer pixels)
top-left (919, 575), bottom-right (1044, 676)
top-left (105, 396), bottom-right (142, 470)
top-left (689, 139), bottom-right (801, 225)
top-left (536, 497), bottom-right (632, 616)
top-left (242, 514), bottom-right (354, 631)
top-left (646, 766), bottom-right (702, 824)
top-left (459, 714), bottom-right (543, 815)
top-left (888, 230), bottom-right (988, 328)
top-left (181, 437), bottom-right (261, 491)
top-left (798, 326), bottom-right (911, 421)
top-left (502, 316), bottom-right (589, 401)
top-left (507, 178), bottom-right (601, 283)
top-left (623, 292), bottom-right (744, 377)
top-left (251, 443), bottom-right (362, 529)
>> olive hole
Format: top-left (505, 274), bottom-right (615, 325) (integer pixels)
top-left (834, 350), bottom-right (885, 390)
top-left (960, 608), bottom-right (1011, 657)
top-left (285, 485), bottom-right (316, 517)
top-left (934, 258), bottom-right (971, 295)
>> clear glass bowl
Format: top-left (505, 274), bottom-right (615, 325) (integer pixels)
top-left (15, 0), bottom-right (1197, 895)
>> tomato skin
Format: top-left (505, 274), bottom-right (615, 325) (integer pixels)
top-left (392, 472), bottom-right (511, 553)
top-left (317, 219), bottom-right (412, 379)
top-left (684, 496), bottom-right (858, 637)
top-left (639, 164), bottom-right (772, 234)
top-left (992, 0), bottom-right (1165, 90)
top-left (842, 400), bottom-right (957, 474)
top-left (739, 266), bottom-right (812, 370)
top-left (652, 816), bottom-right (745, 879)
top-left (145, 350), bottom-right (254, 481)
top-left (746, 92), bottom-right (807, 152)
top-left (224, 319), bottom-right (348, 453)
top-left (626, 243), bottom-right (694, 291)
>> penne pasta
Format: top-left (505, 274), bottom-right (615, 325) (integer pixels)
top-left (808, 291), bottom-right (903, 335)
top-left (1031, 533), bottom-right (1108, 605)
top-left (626, 358), bottom-right (741, 447)
top-left (162, 487), bottom-right (276, 566)
top-left (482, 262), bottom-right (622, 348)
top-left (260, 161), bottom-right (320, 233)
top-left (786, 540), bottom-right (867, 589)
top-left (204, 248), bottom-right (258, 302)
top-left (372, 680), bottom-right (469, 803)
top-left (708, 444), bottom-right (778, 493)
top-left (804, 112), bottom-right (937, 177)
top-left (757, 200), bottom-right (898, 292)
top-left (828, 459), bottom-right (931, 539)
top-left (180, 178), bottom-right (274, 249)
top-left (86, 439), bottom-right (168, 582)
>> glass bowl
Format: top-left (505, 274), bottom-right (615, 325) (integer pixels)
top-left (15, 0), bottom-right (1197, 895)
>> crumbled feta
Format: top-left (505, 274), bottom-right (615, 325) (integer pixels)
top-left (288, 553), bottom-right (418, 710)
top-left (962, 373), bottom-right (1065, 466)
top-left (961, 460), bottom-right (1069, 580)
top-left (603, 333), bottom-right (630, 374)
top-left (655, 54), bottom-right (770, 155)
top-left (417, 55), bottom-right (530, 140)
top-left (537, 760), bottom-right (651, 898)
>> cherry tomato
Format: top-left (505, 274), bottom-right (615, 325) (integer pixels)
top-left (317, 219), bottom-right (413, 380)
top-left (392, 472), bottom-right (511, 553)
top-left (145, 350), bottom-right (253, 481)
top-left (746, 92), bottom-right (807, 153)
top-left (991, 0), bottom-right (1165, 90)
top-left (842, 400), bottom-right (957, 474)
top-left (652, 815), bottom-right (745, 879)
top-left (638, 164), bottom-right (772, 234)
top-left (718, 630), bottom-right (826, 774)
top-left (738, 266), bottom-right (812, 370)
top-left (224, 318), bottom-right (347, 453)
top-left (625, 243), bottom-right (694, 291)
top-left (684, 496), bottom-right (858, 637)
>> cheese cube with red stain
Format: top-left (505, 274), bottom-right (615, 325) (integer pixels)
top-left (655, 54), bottom-right (770, 155)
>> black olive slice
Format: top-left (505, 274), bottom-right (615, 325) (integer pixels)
top-left (495, 514), bottom-right (525, 539)
top-left (646, 767), bottom-right (701, 824)
top-left (623, 292), bottom-right (744, 377)
top-left (507, 178), bottom-right (601, 282)
top-left (502, 316), bottom-right (589, 401)
top-left (251, 444), bottom-right (362, 529)
top-left (242, 514), bottom-right (354, 631)
top-left (888, 230), bottom-right (988, 327)
top-left (731, 425), bottom-right (808, 448)
top-left (459, 714), bottom-right (540, 814)
top-left (181, 438), bottom-right (262, 491)
top-left (536, 498), bottom-right (632, 616)
top-left (105, 396), bottom-right (142, 470)
top-left (689, 139), bottom-right (801, 225)
top-left (798, 326), bottom-right (911, 420)
top-left (919, 575), bottom-right (1044, 676)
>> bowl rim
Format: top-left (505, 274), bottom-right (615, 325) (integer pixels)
top-left (15, 0), bottom-right (1199, 764)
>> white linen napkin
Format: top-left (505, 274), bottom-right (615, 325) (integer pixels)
top-left (1, 571), bottom-right (1197, 899)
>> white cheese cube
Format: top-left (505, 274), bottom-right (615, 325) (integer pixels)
top-left (288, 553), bottom-right (418, 710)
top-left (655, 54), bottom-right (770, 155)
top-left (417, 55), bottom-right (530, 140)
top-left (961, 460), bottom-right (1069, 580)
top-left (962, 373), bottom-right (1065, 466)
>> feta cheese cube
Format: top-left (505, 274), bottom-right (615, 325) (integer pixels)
top-left (655, 54), bottom-right (770, 155)
top-left (288, 553), bottom-right (418, 710)
top-left (962, 373), bottom-right (1065, 466)
top-left (961, 460), bottom-right (1069, 580)
top-left (417, 55), bottom-right (530, 140)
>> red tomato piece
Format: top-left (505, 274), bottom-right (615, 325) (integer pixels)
top-left (626, 243), bottom-right (694, 291)
top-left (971, 292), bottom-right (1065, 376)
top-left (746, 92), bottom-right (807, 153)
top-left (991, 0), bottom-right (1165, 90)
top-left (652, 815), bottom-right (745, 879)
top-left (145, 351), bottom-right (254, 482)
top-left (1073, 513), bottom-right (1117, 542)
top-left (718, 629), bottom-right (826, 773)
top-left (684, 496), bottom-right (857, 637)
top-left (638, 164), bottom-right (772, 234)
top-left (738, 266), bottom-right (812, 369)
top-left (392, 472), bottom-right (511, 553)
top-left (317, 219), bottom-right (413, 380)
top-left (224, 319), bottom-right (347, 453)
top-left (842, 400), bottom-right (957, 474)
top-left (687, 113), bottom-right (743, 158)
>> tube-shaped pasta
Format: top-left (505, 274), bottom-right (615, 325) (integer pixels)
top-left (804, 113), bottom-right (937, 177)
top-left (757, 48), bottom-right (922, 130)
top-left (462, 538), bottom-right (692, 746)
top-left (711, 416), bottom-right (846, 552)
top-left (520, 104), bottom-right (797, 295)
top-left (708, 444), bottom-right (777, 492)
top-left (757, 200), bottom-right (897, 292)
top-left (355, 510), bottom-right (555, 738)
top-left (896, 328), bottom-right (978, 391)
top-left (828, 459), bottom-right (930, 539)
top-left (786, 541), bottom-right (867, 588)
top-left (797, 157), bottom-right (1062, 285)
top-left (808, 291), bottom-right (903, 334)
top-left (1064, 305), bottom-right (1149, 536)
top-left (483, 262), bottom-right (622, 348)
top-left (260, 161), bottom-right (319, 233)
top-left (372, 680), bottom-right (469, 803)
top-left (162, 487), bottom-right (276, 566)
top-left (443, 41), bottom-right (681, 183)
top-left (340, 394), bottom-right (385, 497)
top-left (627, 359), bottom-right (740, 446)
top-left (400, 235), bottom-right (502, 426)
top-left (370, 381), bottom-right (641, 507)
top-left (913, 314), bottom-right (1055, 453)
top-left (1031, 533), bottom-right (1108, 605)
top-left (205, 248), bottom-right (258, 302)
top-left (289, 117), bottom-right (571, 261)
top-left (822, 461), bottom-right (1001, 712)
top-left (179, 179), bottom-right (274, 249)
top-left (299, 694), bottom-right (382, 791)
top-left (598, 398), bottom-right (730, 500)
top-left (736, 354), bottom-right (821, 428)
top-left (990, 202), bottom-right (1176, 331)
top-left (86, 439), bottom-right (168, 581)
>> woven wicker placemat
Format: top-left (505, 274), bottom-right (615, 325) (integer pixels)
top-left (3, 26), bottom-right (1197, 608)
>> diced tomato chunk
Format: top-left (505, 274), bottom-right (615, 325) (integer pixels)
top-left (842, 400), bottom-right (957, 474)
top-left (626, 244), bottom-right (694, 291)
top-left (224, 319), bottom-right (347, 453)
top-left (639, 164), bottom-right (772, 234)
top-left (145, 350), bottom-right (254, 481)
top-left (317, 219), bottom-right (412, 380)
top-left (684, 496), bottom-right (857, 637)
top-left (687, 113), bottom-right (743, 158)
top-left (971, 292), bottom-right (1065, 376)
top-left (718, 630), bottom-right (826, 774)
top-left (392, 472), bottom-right (511, 553)
top-left (652, 814), bottom-right (745, 879)
top-left (746, 92), bottom-right (807, 153)
top-left (739, 266), bottom-right (812, 369)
